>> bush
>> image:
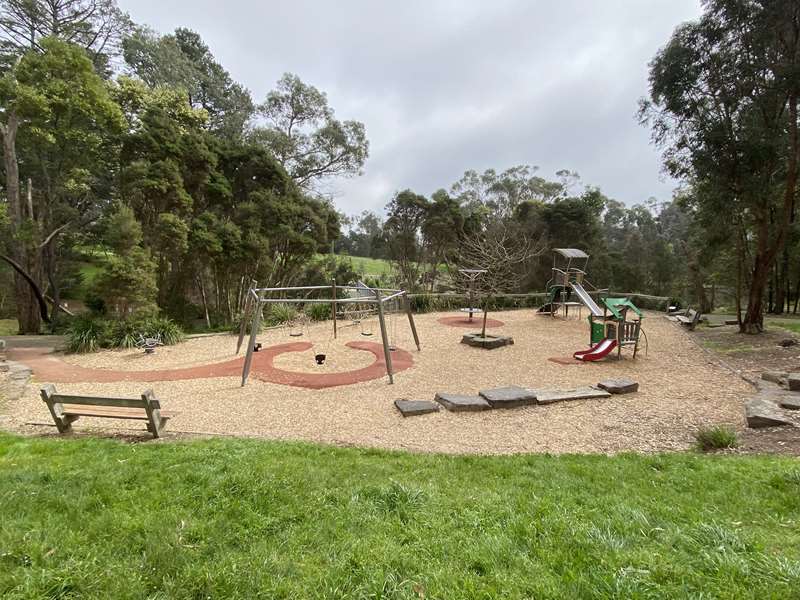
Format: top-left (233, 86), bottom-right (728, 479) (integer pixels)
top-left (136, 316), bottom-right (184, 345)
top-left (66, 314), bottom-right (112, 353)
top-left (65, 314), bottom-right (184, 353)
top-left (266, 303), bottom-right (298, 326)
top-left (694, 426), bottom-right (739, 452)
top-left (108, 320), bottom-right (141, 349)
top-left (305, 302), bottom-right (331, 322)
top-left (231, 312), bottom-right (257, 335)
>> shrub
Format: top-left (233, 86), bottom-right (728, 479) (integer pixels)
top-left (65, 314), bottom-right (184, 353)
top-left (136, 316), bottom-right (184, 345)
top-left (66, 314), bottom-right (112, 353)
top-left (305, 302), bottom-right (331, 322)
top-left (108, 320), bottom-right (141, 349)
top-left (694, 425), bottom-right (739, 451)
top-left (266, 303), bottom-right (297, 326)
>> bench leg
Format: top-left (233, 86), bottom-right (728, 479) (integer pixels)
top-left (141, 389), bottom-right (167, 438)
top-left (41, 385), bottom-right (77, 434)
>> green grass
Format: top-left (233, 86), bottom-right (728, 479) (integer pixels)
top-left (322, 254), bottom-right (393, 276)
top-left (694, 426), bottom-right (739, 451)
top-left (768, 319), bottom-right (800, 335)
top-left (701, 340), bottom-right (759, 355)
top-left (1, 434), bottom-right (800, 598)
top-left (0, 319), bottom-right (18, 336)
top-left (323, 254), bottom-right (449, 278)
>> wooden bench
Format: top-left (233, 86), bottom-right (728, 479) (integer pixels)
top-left (675, 309), bottom-right (702, 330)
top-left (40, 384), bottom-right (174, 438)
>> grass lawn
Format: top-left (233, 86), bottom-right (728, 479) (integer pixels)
top-left (1, 435), bottom-right (799, 598)
top-left (324, 255), bottom-right (448, 278)
top-left (348, 255), bottom-right (393, 276)
top-left (0, 319), bottom-right (18, 336)
top-left (768, 319), bottom-right (800, 335)
top-left (322, 254), bottom-right (393, 277)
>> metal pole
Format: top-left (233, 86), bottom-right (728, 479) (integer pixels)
top-left (236, 280), bottom-right (257, 354)
top-left (405, 295), bottom-right (420, 351)
top-left (468, 280), bottom-right (474, 321)
top-left (241, 299), bottom-right (263, 386)
top-left (331, 278), bottom-right (337, 339)
top-left (375, 289), bottom-right (394, 384)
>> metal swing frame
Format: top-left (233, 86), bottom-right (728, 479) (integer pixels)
top-left (236, 280), bottom-right (421, 386)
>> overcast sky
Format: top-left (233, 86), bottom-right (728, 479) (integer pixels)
top-left (118, 0), bottom-right (702, 216)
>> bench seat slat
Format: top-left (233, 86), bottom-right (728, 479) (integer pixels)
top-left (50, 395), bottom-right (160, 409)
top-left (61, 404), bottom-right (175, 420)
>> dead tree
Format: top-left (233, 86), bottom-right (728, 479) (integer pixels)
top-left (452, 222), bottom-right (545, 337)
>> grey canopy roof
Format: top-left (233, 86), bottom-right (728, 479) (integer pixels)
top-left (553, 248), bottom-right (589, 259)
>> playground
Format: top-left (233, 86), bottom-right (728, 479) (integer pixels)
top-left (2, 307), bottom-right (752, 454)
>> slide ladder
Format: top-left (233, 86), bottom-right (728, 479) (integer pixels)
top-left (570, 282), bottom-right (603, 317)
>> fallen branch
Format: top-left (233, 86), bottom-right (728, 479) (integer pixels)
top-left (0, 253), bottom-right (51, 323)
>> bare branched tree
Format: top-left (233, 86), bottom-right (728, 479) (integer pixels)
top-left (452, 222), bottom-right (545, 337)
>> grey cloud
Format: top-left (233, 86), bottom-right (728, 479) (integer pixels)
top-left (119, 0), bottom-right (702, 214)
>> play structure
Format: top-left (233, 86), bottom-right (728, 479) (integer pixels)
top-left (539, 248), bottom-right (644, 361)
top-left (236, 281), bottom-right (420, 385)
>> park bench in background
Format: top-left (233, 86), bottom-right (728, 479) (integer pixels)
top-left (675, 308), bottom-right (702, 331)
top-left (40, 384), bottom-right (174, 438)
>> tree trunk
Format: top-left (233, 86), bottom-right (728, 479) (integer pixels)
top-left (742, 214), bottom-right (773, 333)
top-left (1, 113), bottom-right (42, 333)
top-left (197, 273), bottom-right (211, 329)
top-left (741, 93), bottom-right (799, 332)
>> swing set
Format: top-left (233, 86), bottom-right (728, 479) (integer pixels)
top-left (236, 280), bottom-right (421, 386)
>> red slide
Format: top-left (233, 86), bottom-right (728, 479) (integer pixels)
top-left (574, 338), bottom-right (617, 362)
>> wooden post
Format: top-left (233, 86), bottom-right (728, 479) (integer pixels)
top-left (241, 297), bottom-right (263, 386)
top-left (375, 289), bottom-right (394, 384)
top-left (40, 384), bottom-right (73, 433)
top-left (405, 295), bottom-right (421, 350)
top-left (331, 278), bottom-right (337, 339)
top-left (141, 389), bottom-right (163, 438)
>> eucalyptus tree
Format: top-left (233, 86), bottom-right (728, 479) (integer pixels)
top-left (641, 0), bottom-right (800, 332)
top-left (251, 73), bottom-right (369, 193)
top-left (450, 165), bottom-right (576, 218)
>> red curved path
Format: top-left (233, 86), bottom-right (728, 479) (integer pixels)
top-left (8, 341), bottom-right (413, 390)
top-left (437, 315), bottom-right (505, 328)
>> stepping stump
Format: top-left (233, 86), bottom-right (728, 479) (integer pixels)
top-left (528, 387), bottom-right (611, 405)
top-left (434, 392), bottom-right (491, 412)
top-left (597, 379), bottom-right (639, 394)
top-left (746, 395), bottom-right (793, 428)
top-left (394, 399), bottom-right (441, 417)
top-left (478, 386), bottom-right (537, 409)
top-left (460, 333), bottom-right (514, 349)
